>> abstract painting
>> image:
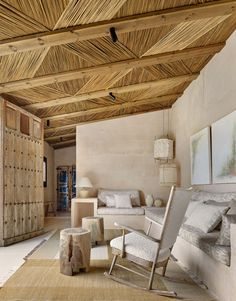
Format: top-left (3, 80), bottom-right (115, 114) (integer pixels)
top-left (212, 111), bottom-right (236, 183)
top-left (190, 127), bottom-right (211, 185)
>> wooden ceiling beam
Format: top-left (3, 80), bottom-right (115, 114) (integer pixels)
top-left (43, 93), bottom-right (181, 121)
top-left (24, 74), bottom-right (197, 110)
top-left (51, 139), bottom-right (76, 147)
top-left (53, 142), bottom-right (76, 149)
top-left (0, 1), bottom-right (235, 56)
top-left (44, 95), bottom-right (179, 134)
top-left (0, 43), bottom-right (224, 93)
top-left (45, 132), bottom-right (76, 141)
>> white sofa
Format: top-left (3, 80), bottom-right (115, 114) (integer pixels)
top-left (145, 190), bottom-right (236, 301)
top-left (95, 188), bottom-right (146, 229)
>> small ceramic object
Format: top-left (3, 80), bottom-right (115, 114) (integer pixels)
top-left (154, 199), bottom-right (163, 207)
top-left (145, 194), bottom-right (154, 207)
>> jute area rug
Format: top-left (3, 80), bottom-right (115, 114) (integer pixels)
top-left (0, 258), bottom-right (171, 301)
top-left (0, 225), bottom-right (214, 301)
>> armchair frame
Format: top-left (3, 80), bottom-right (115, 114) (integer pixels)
top-left (104, 186), bottom-right (191, 297)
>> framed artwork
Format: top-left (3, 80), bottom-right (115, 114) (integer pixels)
top-left (43, 156), bottom-right (47, 188)
top-left (212, 111), bottom-right (236, 184)
top-left (190, 127), bottom-right (211, 185)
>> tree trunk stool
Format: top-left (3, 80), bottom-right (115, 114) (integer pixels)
top-left (82, 216), bottom-right (104, 246)
top-left (60, 228), bottom-right (91, 276)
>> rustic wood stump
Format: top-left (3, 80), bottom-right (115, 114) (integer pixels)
top-left (82, 216), bottom-right (104, 245)
top-left (60, 228), bottom-right (91, 276)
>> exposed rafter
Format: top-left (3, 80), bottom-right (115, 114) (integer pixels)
top-left (44, 96), bottom-right (177, 134)
top-left (0, 1), bottom-right (235, 56)
top-left (0, 43), bottom-right (223, 93)
top-left (24, 74), bottom-right (196, 110)
top-left (44, 94), bottom-right (181, 121)
top-left (45, 133), bottom-right (76, 142)
top-left (51, 139), bottom-right (76, 147)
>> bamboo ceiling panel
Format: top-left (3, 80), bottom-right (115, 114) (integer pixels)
top-left (77, 70), bottom-right (132, 94)
top-left (3, 0), bottom-right (70, 30)
top-left (0, 0), bottom-right (48, 39)
top-left (54, 0), bottom-right (127, 28)
top-left (113, 0), bottom-right (216, 18)
top-left (63, 37), bottom-right (136, 65)
top-left (0, 48), bottom-right (48, 83)
top-left (35, 45), bottom-right (93, 76)
top-left (0, 0), bottom-right (236, 147)
top-left (143, 15), bottom-right (230, 56)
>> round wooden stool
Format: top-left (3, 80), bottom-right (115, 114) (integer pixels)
top-left (82, 216), bottom-right (104, 245)
top-left (60, 228), bottom-right (91, 276)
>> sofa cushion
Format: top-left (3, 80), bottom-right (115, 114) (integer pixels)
top-left (115, 194), bottom-right (132, 208)
top-left (98, 188), bottom-right (141, 207)
top-left (106, 195), bottom-right (116, 207)
top-left (97, 207), bottom-right (144, 215)
top-left (184, 202), bottom-right (229, 233)
top-left (216, 214), bottom-right (236, 246)
top-left (145, 207), bottom-right (166, 224)
top-left (179, 225), bottom-right (230, 266)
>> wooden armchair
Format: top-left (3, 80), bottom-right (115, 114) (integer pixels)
top-left (104, 186), bottom-right (191, 297)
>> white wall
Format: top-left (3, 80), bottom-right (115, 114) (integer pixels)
top-left (171, 30), bottom-right (236, 192)
top-left (76, 110), bottom-right (172, 201)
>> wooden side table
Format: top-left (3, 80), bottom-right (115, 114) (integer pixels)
top-left (71, 198), bottom-right (97, 227)
top-left (60, 228), bottom-right (91, 276)
top-left (82, 216), bottom-right (104, 245)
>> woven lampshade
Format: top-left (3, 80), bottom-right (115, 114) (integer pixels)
top-left (159, 163), bottom-right (178, 186)
top-left (154, 139), bottom-right (174, 160)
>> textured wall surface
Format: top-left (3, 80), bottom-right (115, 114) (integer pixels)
top-left (171, 30), bottom-right (236, 192)
top-left (76, 110), bottom-right (172, 200)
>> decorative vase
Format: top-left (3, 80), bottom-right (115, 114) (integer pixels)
top-left (145, 194), bottom-right (154, 207)
top-left (79, 189), bottom-right (90, 198)
top-left (154, 199), bottom-right (163, 207)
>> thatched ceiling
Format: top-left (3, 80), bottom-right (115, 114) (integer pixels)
top-left (0, 0), bottom-right (236, 148)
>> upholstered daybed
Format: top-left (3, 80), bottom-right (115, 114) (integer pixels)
top-left (145, 190), bottom-right (236, 301)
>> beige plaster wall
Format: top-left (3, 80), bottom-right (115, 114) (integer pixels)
top-left (43, 142), bottom-right (55, 207)
top-left (54, 146), bottom-right (76, 168)
top-left (171, 30), bottom-right (236, 192)
top-left (76, 110), bottom-right (172, 201)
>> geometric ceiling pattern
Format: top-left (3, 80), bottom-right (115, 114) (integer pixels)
top-left (0, 0), bottom-right (236, 148)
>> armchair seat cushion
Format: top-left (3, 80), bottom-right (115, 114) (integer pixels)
top-left (110, 232), bottom-right (170, 263)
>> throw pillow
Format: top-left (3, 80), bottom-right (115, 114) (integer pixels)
top-left (216, 214), bottom-right (236, 246)
top-left (185, 200), bottom-right (200, 218)
top-left (204, 200), bottom-right (230, 206)
top-left (204, 199), bottom-right (236, 215)
top-left (115, 194), bottom-right (132, 209)
top-left (184, 203), bottom-right (229, 233)
top-left (106, 195), bottom-right (116, 207)
top-left (227, 199), bottom-right (236, 215)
